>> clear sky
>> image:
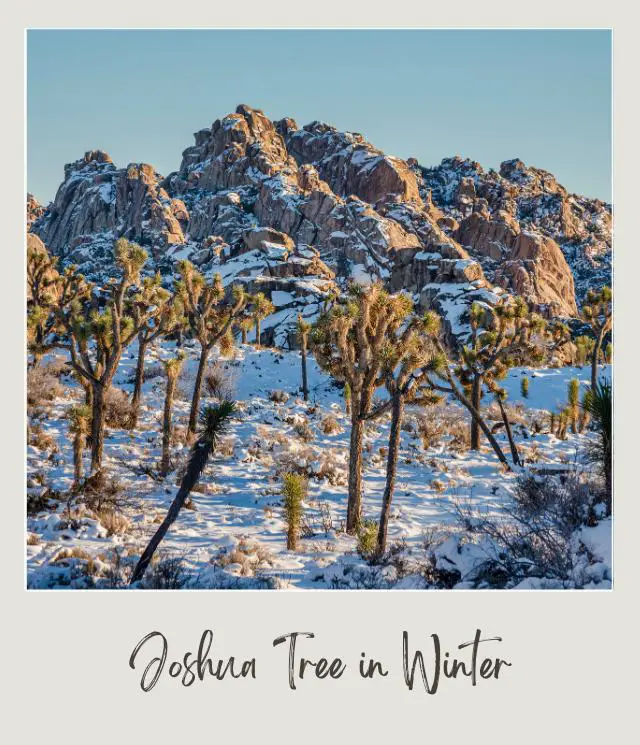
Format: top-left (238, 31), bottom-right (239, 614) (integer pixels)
top-left (27, 29), bottom-right (612, 205)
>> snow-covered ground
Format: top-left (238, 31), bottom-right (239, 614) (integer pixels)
top-left (26, 344), bottom-right (612, 590)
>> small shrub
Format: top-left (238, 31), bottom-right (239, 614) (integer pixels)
top-left (27, 532), bottom-right (41, 546)
top-left (97, 509), bottom-right (131, 536)
top-left (141, 556), bottom-right (189, 589)
top-left (205, 360), bottom-right (237, 400)
top-left (293, 418), bottom-right (314, 443)
top-left (320, 414), bottom-right (342, 435)
top-left (104, 387), bottom-right (133, 428)
top-left (417, 404), bottom-right (469, 451)
top-left (28, 423), bottom-right (57, 453)
top-left (27, 365), bottom-right (65, 407)
top-left (269, 389), bottom-right (289, 404)
top-left (282, 472), bottom-right (307, 551)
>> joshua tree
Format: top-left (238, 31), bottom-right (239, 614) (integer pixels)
top-left (236, 314), bottom-right (254, 344)
top-left (56, 239), bottom-right (155, 476)
top-left (128, 280), bottom-right (184, 429)
top-left (582, 380), bottom-right (612, 513)
top-left (575, 335), bottom-right (595, 368)
top-left (313, 283), bottom-right (421, 533)
top-left (418, 311), bottom-right (512, 468)
top-left (568, 378), bottom-right (580, 434)
top-left (282, 472), bottom-right (307, 551)
top-left (175, 261), bottom-right (248, 437)
top-left (296, 314), bottom-right (311, 401)
top-left (67, 405), bottom-right (91, 489)
top-left (130, 401), bottom-right (236, 585)
top-left (521, 376), bottom-right (530, 399)
top-left (27, 241), bottom-right (90, 367)
top-left (160, 353), bottom-right (185, 476)
top-left (457, 298), bottom-right (555, 450)
top-left (581, 286), bottom-right (612, 390)
top-left (372, 313), bottom-right (442, 555)
top-left (251, 292), bottom-right (275, 347)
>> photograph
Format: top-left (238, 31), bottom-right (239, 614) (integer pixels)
top-left (25, 28), bottom-right (612, 590)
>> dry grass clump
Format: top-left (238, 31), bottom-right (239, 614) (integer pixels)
top-left (97, 509), bottom-right (131, 536)
top-left (214, 538), bottom-right (275, 576)
top-left (293, 418), bottom-right (315, 443)
top-left (27, 532), bottom-right (41, 546)
top-left (104, 387), bottom-right (133, 428)
top-left (28, 422), bottom-right (58, 453)
top-left (27, 365), bottom-right (65, 407)
top-left (269, 389), bottom-right (289, 404)
top-left (320, 414), bottom-right (343, 435)
top-left (417, 404), bottom-right (469, 452)
top-left (205, 360), bottom-right (237, 400)
top-left (216, 437), bottom-right (236, 458)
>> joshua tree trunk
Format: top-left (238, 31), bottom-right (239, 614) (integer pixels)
top-left (255, 319), bottom-right (261, 346)
top-left (496, 396), bottom-right (521, 466)
top-left (452, 388), bottom-right (510, 469)
top-left (130, 463), bottom-right (202, 584)
top-left (160, 374), bottom-right (178, 476)
top-left (90, 382), bottom-right (106, 475)
top-left (346, 387), bottom-right (373, 533)
top-left (129, 334), bottom-right (147, 429)
top-left (470, 374), bottom-right (482, 450)
top-left (72, 433), bottom-right (85, 489)
top-left (300, 340), bottom-right (309, 401)
top-left (188, 345), bottom-right (210, 436)
top-left (377, 393), bottom-right (403, 554)
top-left (241, 327), bottom-right (247, 344)
top-left (347, 408), bottom-right (364, 534)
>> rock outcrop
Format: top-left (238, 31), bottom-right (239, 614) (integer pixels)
top-left (29, 104), bottom-right (610, 345)
top-left (416, 155), bottom-right (611, 303)
top-left (33, 151), bottom-right (185, 259)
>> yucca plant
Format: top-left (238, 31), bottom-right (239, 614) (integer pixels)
top-left (130, 401), bottom-right (236, 585)
top-left (568, 378), bottom-right (580, 434)
top-left (582, 380), bottom-right (612, 512)
top-left (282, 472), bottom-right (307, 551)
top-left (520, 376), bottom-right (530, 399)
top-left (67, 405), bottom-right (91, 489)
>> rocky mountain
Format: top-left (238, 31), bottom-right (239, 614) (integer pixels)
top-left (29, 105), bottom-right (611, 346)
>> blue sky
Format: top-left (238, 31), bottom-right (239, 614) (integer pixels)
top-left (27, 29), bottom-right (612, 204)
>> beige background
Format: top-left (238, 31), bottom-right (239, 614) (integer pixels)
top-left (2, 2), bottom-right (637, 742)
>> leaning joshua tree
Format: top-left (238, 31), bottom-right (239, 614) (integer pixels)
top-left (456, 298), bottom-right (550, 450)
top-left (175, 260), bottom-right (248, 437)
top-left (313, 283), bottom-right (419, 533)
top-left (57, 239), bottom-right (157, 476)
top-left (160, 352), bottom-right (185, 476)
top-left (581, 286), bottom-right (612, 390)
top-left (130, 401), bottom-right (236, 585)
top-left (296, 314), bottom-right (312, 401)
top-left (420, 298), bottom-right (562, 468)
